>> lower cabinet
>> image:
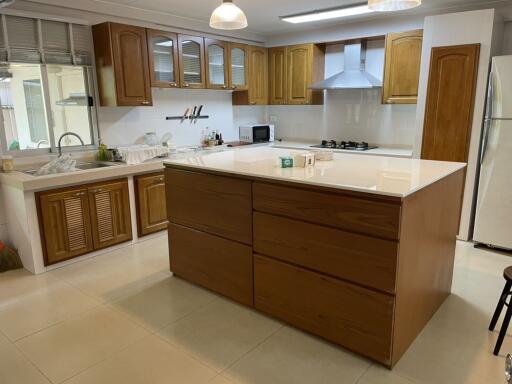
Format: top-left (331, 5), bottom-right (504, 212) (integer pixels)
top-left (135, 172), bottom-right (168, 237)
top-left (37, 178), bottom-right (132, 265)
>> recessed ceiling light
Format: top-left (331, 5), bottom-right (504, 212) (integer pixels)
top-left (280, 3), bottom-right (374, 24)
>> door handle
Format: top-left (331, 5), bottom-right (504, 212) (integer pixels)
top-left (480, 119), bottom-right (492, 165)
top-left (141, 101), bottom-right (150, 105)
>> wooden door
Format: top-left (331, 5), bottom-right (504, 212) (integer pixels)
top-left (287, 44), bottom-right (312, 105)
top-left (178, 35), bottom-right (206, 89)
top-left (135, 173), bottom-right (168, 236)
top-left (382, 30), bottom-right (423, 104)
top-left (249, 46), bottom-right (268, 105)
top-left (269, 47), bottom-right (287, 105)
top-left (88, 179), bottom-right (132, 250)
top-left (421, 44), bottom-right (480, 162)
top-left (229, 43), bottom-right (249, 91)
top-left (147, 29), bottom-right (180, 88)
top-left (110, 23), bottom-right (152, 106)
top-left (205, 39), bottom-right (229, 90)
top-left (38, 187), bottom-right (93, 265)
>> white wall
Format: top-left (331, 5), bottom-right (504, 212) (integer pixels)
top-left (99, 88), bottom-right (266, 147)
top-left (504, 21), bottom-right (512, 55)
top-left (413, 9), bottom-right (498, 241)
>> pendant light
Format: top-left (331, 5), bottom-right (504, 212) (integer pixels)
top-left (210, 0), bottom-right (248, 30)
top-left (368, 0), bottom-right (421, 11)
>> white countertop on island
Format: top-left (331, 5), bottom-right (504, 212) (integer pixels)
top-left (164, 146), bottom-right (465, 198)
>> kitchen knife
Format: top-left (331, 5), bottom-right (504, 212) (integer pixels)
top-left (191, 106), bottom-right (197, 122)
top-left (181, 108), bottom-right (190, 123)
top-left (194, 105), bottom-right (203, 123)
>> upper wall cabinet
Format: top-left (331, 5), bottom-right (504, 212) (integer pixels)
top-left (382, 29), bottom-right (423, 104)
top-left (92, 22), bottom-right (152, 106)
top-left (178, 35), bottom-right (206, 89)
top-left (269, 44), bottom-right (324, 105)
top-left (232, 46), bottom-right (268, 105)
top-left (147, 29), bottom-right (179, 89)
top-left (205, 39), bottom-right (229, 89)
top-left (229, 43), bottom-right (249, 91)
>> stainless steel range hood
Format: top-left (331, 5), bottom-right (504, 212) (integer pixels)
top-left (310, 40), bottom-right (382, 90)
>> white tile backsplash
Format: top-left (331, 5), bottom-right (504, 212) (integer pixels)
top-left (270, 89), bottom-right (416, 146)
top-left (97, 88), bottom-right (266, 147)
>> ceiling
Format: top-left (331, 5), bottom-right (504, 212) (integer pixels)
top-left (89, 0), bottom-right (509, 34)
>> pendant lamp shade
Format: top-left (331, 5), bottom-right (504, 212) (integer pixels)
top-left (368, 0), bottom-right (421, 11)
top-left (210, 0), bottom-right (248, 30)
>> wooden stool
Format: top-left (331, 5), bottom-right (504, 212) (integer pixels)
top-left (490, 266), bottom-right (512, 355)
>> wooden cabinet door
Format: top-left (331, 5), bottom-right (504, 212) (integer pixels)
top-left (382, 30), bottom-right (423, 104)
top-left (421, 44), bottom-right (480, 162)
top-left (229, 43), bottom-right (249, 91)
top-left (135, 173), bottom-right (168, 236)
top-left (269, 47), bottom-right (288, 105)
top-left (88, 179), bottom-right (132, 250)
top-left (178, 35), bottom-right (206, 89)
top-left (110, 23), bottom-right (152, 106)
top-left (249, 46), bottom-right (268, 105)
top-left (147, 29), bottom-right (180, 89)
top-left (38, 188), bottom-right (93, 265)
top-left (287, 44), bottom-right (312, 105)
top-left (205, 39), bottom-right (229, 90)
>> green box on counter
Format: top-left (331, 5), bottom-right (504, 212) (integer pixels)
top-left (279, 156), bottom-right (294, 168)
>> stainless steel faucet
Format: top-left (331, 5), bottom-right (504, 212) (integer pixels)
top-left (57, 132), bottom-right (85, 156)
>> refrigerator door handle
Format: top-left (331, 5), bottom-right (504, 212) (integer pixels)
top-left (480, 119), bottom-right (491, 165)
top-left (486, 70), bottom-right (494, 119)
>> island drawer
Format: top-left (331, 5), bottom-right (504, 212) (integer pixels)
top-left (254, 255), bottom-right (394, 365)
top-left (166, 168), bottom-right (253, 244)
top-left (253, 212), bottom-right (398, 293)
top-left (168, 223), bottom-right (253, 306)
top-left (252, 182), bottom-right (401, 240)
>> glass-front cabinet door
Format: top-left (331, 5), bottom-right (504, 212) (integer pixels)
top-left (205, 39), bottom-right (228, 89)
top-left (147, 29), bottom-right (179, 88)
top-left (229, 43), bottom-right (249, 91)
top-left (178, 35), bottom-right (205, 89)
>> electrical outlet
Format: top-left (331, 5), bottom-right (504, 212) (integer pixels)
top-left (269, 115), bottom-right (278, 123)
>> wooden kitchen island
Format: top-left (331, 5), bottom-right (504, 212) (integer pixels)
top-left (164, 147), bottom-right (466, 368)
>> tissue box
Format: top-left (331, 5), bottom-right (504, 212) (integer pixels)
top-left (294, 153), bottom-right (315, 167)
top-left (279, 156), bottom-right (294, 168)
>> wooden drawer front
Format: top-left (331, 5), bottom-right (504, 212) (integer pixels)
top-left (168, 223), bottom-right (253, 306)
top-left (254, 255), bottom-right (394, 364)
top-left (253, 212), bottom-right (397, 292)
top-left (166, 168), bottom-right (252, 244)
top-left (253, 183), bottom-right (400, 240)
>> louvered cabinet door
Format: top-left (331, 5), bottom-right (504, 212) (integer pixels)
top-left (135, 173), bottom-right (168, 236)
top-left (39, 188), bottom-right (94, 265)
top-left (88, 179), bottom-right (132, 250)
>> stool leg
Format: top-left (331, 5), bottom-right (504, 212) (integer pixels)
top-left (494, 299), bottom-right (512, 356)
top-left (490, 281), bottom-right (512, 331)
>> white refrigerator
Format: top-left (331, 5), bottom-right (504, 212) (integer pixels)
top-left (473, 55), bottom-right (512, 249)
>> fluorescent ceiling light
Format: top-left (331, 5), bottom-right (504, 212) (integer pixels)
top-left (281, 4), bottom-right (374, 24)
top-left (368, 0), bottom-right (421, 11)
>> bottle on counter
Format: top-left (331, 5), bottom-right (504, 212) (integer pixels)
top-left (1, 155), bottom-right (14, 172)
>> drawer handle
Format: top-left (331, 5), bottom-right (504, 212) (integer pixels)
top-left (141, 101), bottom-right (150, 105)
top-left (184, 83), bottom-right (190, 88)
top-left (169, 82), bottom-right (177, 87)
top-left (158, 177), bottom-right (164, 182)
top-left (73, 191), bottom-right (85, 197)
top-left (90, 188), bottom-right (103, 194)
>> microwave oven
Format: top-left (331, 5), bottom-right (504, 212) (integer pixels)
top-left (239, 124), bottom-right (275, 143)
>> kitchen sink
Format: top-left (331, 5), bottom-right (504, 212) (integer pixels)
top-left (22, 161), bottom-right (120, 176)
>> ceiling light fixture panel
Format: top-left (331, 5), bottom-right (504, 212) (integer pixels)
top-left (368, 0), bottom-right (421, 11)
top-left (281, 3), bottom-right (374, 24)
top-left (210, 0), bottom-right (248, 30)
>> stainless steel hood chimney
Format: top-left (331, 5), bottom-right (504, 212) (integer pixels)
top-left (310, 40), bottom-right (382, 90)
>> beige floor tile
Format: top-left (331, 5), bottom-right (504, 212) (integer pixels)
top-left (224, 326), bottom-right (370, 384)
top-left (0, 280), bottom-right (100, 341)
top-left (111, 273), bottom-right (218, 331)
top-left (0, 331), bottom-right (50, 384)
top-left (0, 269), bottom-right (59, 308)
top-left (356, 365), bottom-right (418, 384)
top-left (158, 300), bottom-right (282, 372)
top-left (64, 334), bottom-right (217, 384)
top-left (50, 255), bottom-right (166, 303)
top-left (16, 305), bottom-right (148, 383)
top-left (210, 375), bottom-right (235, 384)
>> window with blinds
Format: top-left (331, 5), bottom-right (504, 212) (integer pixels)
top-left (182, 40), bottom-right (202, 84)
top-left (208, 44), bottom-right (225, 85)
top-left (0, 14), bottom-right (92, 66)
top-left (231, 47), bottom-right (246, 86)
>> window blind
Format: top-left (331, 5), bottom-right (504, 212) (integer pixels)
top-left (0, 14), bottom-right (92, 66)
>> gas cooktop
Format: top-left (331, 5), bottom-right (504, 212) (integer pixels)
top-left (310, 140), bottom-right (378, 151)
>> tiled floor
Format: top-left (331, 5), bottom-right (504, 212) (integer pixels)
top-left (0, 236), bottom-right (511, 384)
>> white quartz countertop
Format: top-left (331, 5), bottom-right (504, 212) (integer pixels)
top-left (272, 141), bottom-right (413, 158)
top-left (164, 146), bottom-right (465, 198)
